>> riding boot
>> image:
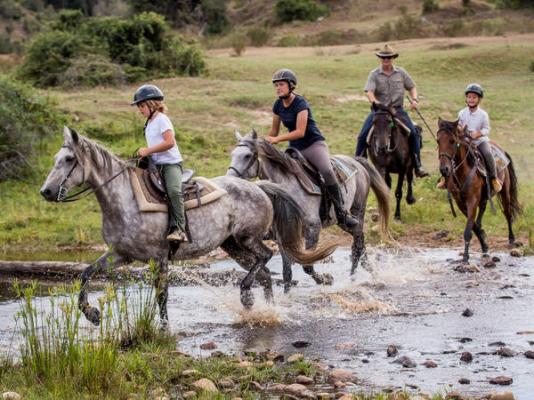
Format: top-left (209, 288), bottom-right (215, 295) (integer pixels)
top-left (326, 184), bottom-right (358, 229)
top-left (412, 153), bottom-right (429, 178)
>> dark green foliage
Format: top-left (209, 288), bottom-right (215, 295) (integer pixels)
top-left (422, 0), bottom-right (439, 14)
top-left (201, 0), bottom-right (230, 34)
top-left (530, 60), bottom-right (534, 72)
top-left (0, 0), bottom-right (24, 19)
top-left (275, 0), bottom-right (329, 23)
top-left (18, 11), bottom-right (206, 87)
top-left (0, 76), bottom-right (63, 181)
top-left (44, 0), bottom-right (97, 16)
top-left (495, 0), bottom-right (534, 8)
top-left (247, 27), bottom-right (270, 47)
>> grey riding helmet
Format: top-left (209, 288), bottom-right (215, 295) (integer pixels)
top-left (465, 83), bottom-right (484, 98)
top-left (131, 84), bottom-right (164, 105)
top-left (272, 69), bottom-right (298, 90)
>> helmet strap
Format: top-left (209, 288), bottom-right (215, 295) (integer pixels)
top-left (143, 109), bottom-right (157, 134)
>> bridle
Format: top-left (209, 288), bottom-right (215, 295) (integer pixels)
top-left (227, 141), bottom-right (259, 179)
top-left (57, 145), bottom-right (139, 202)
top-left (372, 110), bottom-right (399, 153)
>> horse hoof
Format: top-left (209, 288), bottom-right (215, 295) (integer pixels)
top-left (283, 284), bottom-right (291, 294)
top-left (322, 273), bottom-right (334, 286)
top-left (406, 196), bottom-right (416, 205)
top-left (240, 290), bottom-right (254, 309)
top-left (159, 319), bottom-right (169, 332)
top-left (84, 307), bottom-right (101, 326)
top-left (394, 215), bottom-right (401, 221)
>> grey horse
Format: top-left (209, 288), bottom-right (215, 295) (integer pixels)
top-left (227, 131), bottom-right (390, 292)
top-left (40, 127), bottom-right (337, 326)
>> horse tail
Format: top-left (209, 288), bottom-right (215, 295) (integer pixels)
top-left (256, 181), bottom-right (338, 265)
top-left (354, 156), bottom-right (391, 238)
top-left (500, 152), bottom-right (522, 219)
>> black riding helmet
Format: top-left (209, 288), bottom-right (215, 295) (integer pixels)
top-left (131, 84), bottom-right (164, 105)
top-left (272, 69), bottom-right (298, 91)
top-left (465, 83), bottom-right (484, 98)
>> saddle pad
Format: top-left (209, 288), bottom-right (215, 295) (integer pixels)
top-left (292, 157), bottom-right (358, 196)
top-left (476, 143), bottom-right (510, 180)
top-left (130, 170), bottom-right (227, 213)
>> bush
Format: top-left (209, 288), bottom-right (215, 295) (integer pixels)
top-left (59, 54), bottom-right (127, 87)
top-left (247, 27), bottom-right (270, 47)
top-left (530, 60), bottom-right (534, 72)
top-left (202, 0), bottom-right (230, 35)
top-left (231, 33), bottom-right (246, 56)
top-left (0, 0), bottom-right (24, 19)
top-left (277, 34), bottom-right (301, 47)
top-left (496, 0), bottom-right (534, 8)
top-left (422, 0), bottom-right (439, 14)
top-left (0, 76), bottom-right (63, 181)
top-left (275, 0), bottom-right (329, 23)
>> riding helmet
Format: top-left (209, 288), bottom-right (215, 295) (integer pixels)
top-left (131, 84), bottom-right (164, 105)
top-left (272, 69), bottom-right (298, 90)
top-left (465, 83), bottom-right (484, 98)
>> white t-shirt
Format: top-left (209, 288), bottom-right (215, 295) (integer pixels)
top-left (145, 113), bottom-right (182, 164)
top-left (457, 106), bottom-right (490, 146)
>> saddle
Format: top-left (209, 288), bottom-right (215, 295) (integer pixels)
top-left (284, 148), bottom-right (358, 224)
top-left (473, 141), bottom-right (509, 183)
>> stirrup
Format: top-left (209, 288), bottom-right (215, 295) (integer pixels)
top-left (167, 229), bottom-right (188, 242)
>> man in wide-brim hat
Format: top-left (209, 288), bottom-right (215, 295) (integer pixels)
top-left (355, 44), bottom-right (428, 177)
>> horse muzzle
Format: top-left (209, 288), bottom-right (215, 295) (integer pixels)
top-left (439, 165), bottom-right (451, 178)
top-left (40, 185), bottom-right (61, 202)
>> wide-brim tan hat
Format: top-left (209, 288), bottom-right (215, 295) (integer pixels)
top-left (375, 44), bottom-right (399, 58)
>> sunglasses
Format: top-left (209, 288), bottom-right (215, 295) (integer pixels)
top-left (380, 56), bottom-right (393, 60)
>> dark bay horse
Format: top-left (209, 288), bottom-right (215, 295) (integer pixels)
top-left (227, 131), bottom-right (390, 292)
top-left (367, 105), bottom-right (418, 220)
top-left (436, 119), bottom-right (521, 262)
top-left (40, 127), bottom-right (337, 326)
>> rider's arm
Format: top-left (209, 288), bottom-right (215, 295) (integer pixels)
top-left (268, 110), bottom-right (307, 144)
top-left (408, 87), bottom-right (419, 108)
top-left (366, 90), bottom-right (379, 104)
top-left (138, 130), bottom-right (175, 157)
top-left (268, 114), bottom-right (281, 137)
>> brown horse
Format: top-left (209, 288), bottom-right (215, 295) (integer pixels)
top-left (367, 105), bottom-right (416, 220)
top-left (436, 118), bottom-right (521, 263)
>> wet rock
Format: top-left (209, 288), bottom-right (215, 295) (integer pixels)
top-left (285, 383), bottom-right (316, 399)
top-left (433, 230), bottom-right (449, 240)
top-left (261, 350), bottom-right (284, 362)
top-left (183, 391), bottom-right (196, 399)
top-left (181, 369), bottom-right (200, 377)
top-left (199, 341), bottom-right (217, 350)
top-left (238, 360), bottom-right (253, 368)
top-left (287, 353), bottom-right (304, 363)
top-left (422, 360), bottom-right (437, 368)
top-left (292, 340), bottom-right (311, 348)
top-left (263, 360), bottom-right (274, 367)
top-left (489, 341), bottom-right (506, 347)
top-left (393, 356), bottom-right (416, 368)
top-left (460, 352), bottom-right (473, 363)
top-left (2, 393), bottom-right (21, 400)
top-left (497, 295), bottom-right (514, 300)
top-left (269, 383), bottom-right (287, 393)
top-left (492, 256), bottom-right (501, 262)
top-left (510, 249), bottom-right (522, 257)
top-left (151, 387), bottom-right (169, 400)
top-left (462, 308), bottom-right (474, 317)
top-left (193, 378), bottom-right (218, 393)
top-left (333, 381), bottom-right (346, 388)
top-left (524, 350), bottom-right (534, 359)
top-left (454, 263), bottom-right (480, 273)
top-left (458, 378), bottom-right (470, 384)
top-left (489, 376), bottom-right (513, 385)
top-left (361, 358), bottom-right (369, 363)
top-left (219, 378), bottom-right (235, 389)
top-left (495, 347), bottom-right (515, 357)
top-left (386, 345), bottom-right (398, 357)
top-left (459, 337), bottom-right (472, 343)
top-left (483, 260), bottom-right (497, 269)
top-left (210, 351), bottom-right (225, 358)
top-left (328, 368), bottom-right (356, 383)
top-left (296, 375), bottom-right (314, 385)
top-left (334, 392), bottom-right (346, 399)
top-left (489, 392), bottom-right (515, 400)
top-left (337, 395), bottom-right (353, 400)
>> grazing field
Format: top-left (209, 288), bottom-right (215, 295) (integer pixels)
top-left (1, 34), bottom-right (534, 257)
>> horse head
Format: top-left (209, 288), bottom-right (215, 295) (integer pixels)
top-left (371, 103), bottom-right (397, 154)
top-left (40, 126), bottom-right (89, 202)
top-left (227, 129), bottom-right (260, 179)
top-left (436, 118), bottom-right (465, 179)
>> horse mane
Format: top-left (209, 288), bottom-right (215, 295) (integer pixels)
top-left (255, 138), bottom-right (310, 182)
top-left (75, 135), bottom-right (125, 175)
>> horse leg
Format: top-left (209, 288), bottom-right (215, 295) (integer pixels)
top-left (279, 247), bottom-right (294, 294)
top-left (473, 197), bottom-right (489, 256)
top-left (394, 173), bottom-right (404, 220)
top-left (153, 258), bottom-right (169, 329)
top-left (406, 168), bottom-right (416, 205)
top-left (499, 184), bottom-right (516, 246)
top-left (350, 203), bottom-right (367, 275)
top-left (385, 172), bottom-right (392, 189)
top-left (462, 200), bottom-right (478, 263)
top-left (221, 236), bottom-right (273, 308)
top-left (79, 251), bottom-right (127, 325)
top-left (302, 224), bottom-right (333, 286)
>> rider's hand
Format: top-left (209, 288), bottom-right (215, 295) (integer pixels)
top-left (409, 98), bottom-right (419, 110)
top-left (265, 136), bottom-right (279, 144)
top-left (138, 147), bottom-right (150, 157)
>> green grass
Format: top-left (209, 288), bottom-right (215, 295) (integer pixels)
top-left (1, 37), bottom-right (534, 258)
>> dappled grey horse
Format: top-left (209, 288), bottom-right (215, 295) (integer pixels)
top-left (40, 127), bottom-right (337, 326)
top-left (227, 131), bottom-right (390, 292)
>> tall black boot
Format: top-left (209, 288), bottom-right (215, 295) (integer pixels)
top-left (412, 153), bottom-right (428, 178)
top-left (326, 184), bottom-right (358, 229)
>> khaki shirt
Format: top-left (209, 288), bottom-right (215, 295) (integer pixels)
top-left (364, 66), bottom-right (415, 107)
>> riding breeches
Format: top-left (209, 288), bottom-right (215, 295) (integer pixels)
top-left (299, 140), bottom-right (337, 186)
top-left (477, 141), bottom-right (497, 180)
top-left (159, 163), bottom-right (186, 232)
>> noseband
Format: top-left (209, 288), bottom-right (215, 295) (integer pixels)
top-left (227, 141), bottom-right (259, 179)
top-left (373, 111), bottom-right (398, 153)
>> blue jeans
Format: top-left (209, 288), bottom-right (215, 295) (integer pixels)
top-left (355, 107), bottom-right (421, 157)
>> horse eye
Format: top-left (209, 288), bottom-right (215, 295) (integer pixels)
top-left (449, 139), bottom-right (454, 145)
top-left (243, 154), bottom-right (251, 160)
top-left (65, 156), bottom-right (75, 163)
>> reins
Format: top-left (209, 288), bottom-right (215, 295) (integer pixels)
top-left (227, 141), bottom-right (259, 178)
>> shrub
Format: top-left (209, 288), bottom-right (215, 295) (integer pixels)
top-left (0, 76), bottom-right (63, 181)
top-left (202, 0), bottom-right (230, 35)
top-left (247, 27), bottom-right (270, 47)
top-left (496, 0), bottom-right (534, 8)
top-left (59, 54), bottom-right (127, 88)
top-left (0, 0), bottom-right (24, 19)
top-left (530, 60), bottom-right (534, 72)
top-left (422, 0), bottom-right (439, 14)
top-left (231, 33), bottom-right (246, 56)
top-left (275, 0), bottom-right (329, 23)
top-left (277, 34), bottom-right (301, 47)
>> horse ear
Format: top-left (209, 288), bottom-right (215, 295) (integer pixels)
top-left (251, 129), bottom-right (258, 140)
top-left (235, 130), bottom-right (244, 142)
top-left (63, 126), bottom-right (80, 146)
